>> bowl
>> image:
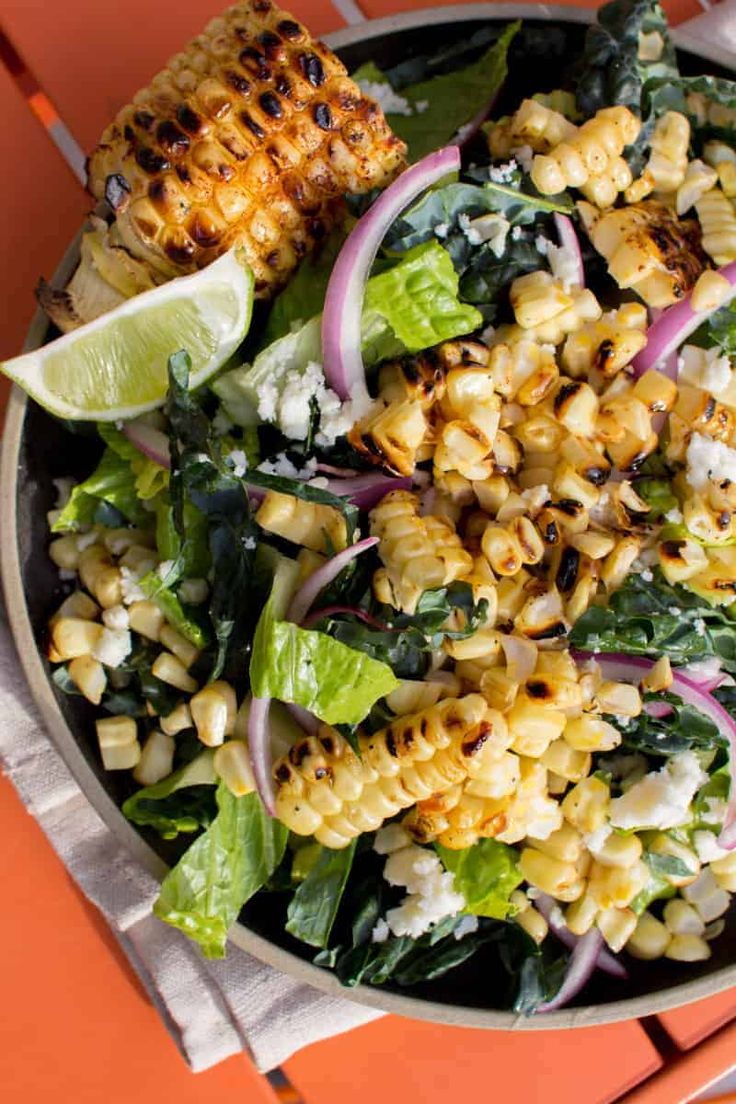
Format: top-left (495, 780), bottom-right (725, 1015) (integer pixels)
top-left (3, 3), bottom-right (735, 1030)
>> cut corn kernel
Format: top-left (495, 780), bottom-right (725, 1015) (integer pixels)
top-left (152, 652), bottom-right (198, 694)
top-left (214, 740), bottom-right (256, 797)
top-left (627, 911), bottom-right (671, 960)
top-left (68, 655), bottom-right (106, 705)
top-left (133, 730), bottom-right (175, 786)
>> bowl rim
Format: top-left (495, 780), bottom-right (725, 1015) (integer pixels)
top-left (3, 2), bottom-right (735, 1032)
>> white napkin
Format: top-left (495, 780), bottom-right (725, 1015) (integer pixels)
top-left (0, 610), bottom-right (381, 1072)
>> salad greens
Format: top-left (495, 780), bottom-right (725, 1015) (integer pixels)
top-left (286, 842), bottom-right (357, 948)
top-left (122, 751), bottom-right (217, 839)
top-left (436, 840), bottom-right (522, 920)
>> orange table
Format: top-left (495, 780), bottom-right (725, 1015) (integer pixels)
top-left (0, 2), bottom-right (734, 1102)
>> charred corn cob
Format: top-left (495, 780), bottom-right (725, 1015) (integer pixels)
top-left (530, 107), bottom-right (640, 206)
top-left (487, 98), bottom-right (577, 159)
top-left (256, 489), bottom-right (347, 551)
top-left (50, 1), bottom-right (406, 329)
top-left (695, 187), bottom-right (736, 265)
top-left (703, 141), bottom-right (736, 199)
top-left (273, 695), bottom-right (503, 848)
top-left (370, 490), bottom-right (473, 614)
top-left (583, 199), bottom-right (707, 308)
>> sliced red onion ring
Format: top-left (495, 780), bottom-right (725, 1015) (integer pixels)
top-left (538, 929), bottom-right (605, 1013)
top-left (285, 702), bottom-right (320, 736)
top-left (316, 462), bottom-right (360, 477)
top-left (535, 893), bottom-right (627, 979)
top-left (286, 536), bottom-right (378, 625)
top-left (574, 651), bottom-right (736, 850)
top-left (322, 145), bottom-right (461, 402)
top-left (319, 472), bottom-right (413, 510)
top-left (247, 695), bottom-right (277, 815)
top-left (122, 418), bottom-right (171, 468)
top-left (301, 604), bottom-right (393, 632)
top-left (553, 213), bottom-right (585, 289)
top-left (632, 260), bottom-right (736, 378)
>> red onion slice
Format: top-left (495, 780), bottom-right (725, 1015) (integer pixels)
top-left (538, 928), bottom-right (605, 1012)
top-left (575, 652), bottom-right (736, 849)
top-left (553, 213), bottom-right (585, 289)
top-left (319, 472), bottom-right (413, 510)
top-left (632, 260), bottom-right (736, 378)
top-left (322, 145), bottom-right (461, 402)
top-left (247, 695), bottom-right (277, 815)
top-left (122, 418), bottom-right (171, 468)
top-left (301, 604), bottom-right (393, 632)
top-left (316, 462), bottom-right (360, 477)
top-left (535, 893), bottom-right (627, 979)
top-left (285, 702), bottom-right (320, 737)
top-left (286, 536), bottom-right (378, 625)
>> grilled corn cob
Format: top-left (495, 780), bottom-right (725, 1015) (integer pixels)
top-left (530, 107), bottom-right (640, 206)
top-left (49, 1), bottom-right (406, 329)
top-left (695, 187), bottom-right (736, 265)
top-left (273, 694), bottom-right (503, 848)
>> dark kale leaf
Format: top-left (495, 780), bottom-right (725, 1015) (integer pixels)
top-left (606, 690), bottom-right (726, 759)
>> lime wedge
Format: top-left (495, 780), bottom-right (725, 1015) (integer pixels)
top-left (2, 249), bottom-right (254, 421)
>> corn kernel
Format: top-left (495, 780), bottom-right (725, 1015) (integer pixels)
top-left (540, 739), bottom-right (591, 782)
top-left (597, 907), bottom-right (637, 953)
top-left (682, 867), bottom-right (732, 922)
top-left (519, 847), bottom-right (581, 897)
top-left (133, 730), bottom-right (175, 786)
top-left (128, 600), bottom-right (165, 642)
top-left (665, 933), bottom-right (711, 962)
top-left (214, 739), bottom-right (256, 797)
top-left (595, 680), bottom-right (641, 717)
top-left (160, 701), bottom-right (193, 736)
top-left (563, 715), bottom-right (621, 753)
top-left (51, 591), bottom-right (100, 624)
top-left (711, 851), bottom-right (736, 891)
top-left (152, 652), bottom-right (198, 694)
top-left (663, 898), bottom-right (706, 936)
top-left (566, 892), bottom-right (599, 936)
top-left (528, 822), bottom-right (584, 863)
top-left (588, 859), bottom-right (649, 909)
top-left (191, 685), bottom-right (230, 747)
top-left (514, 903), bottom-right (549, 945)
top-left (590, 832), bottom-right (643, 869)
top-left (160, 624), bottom-right (200, 668)
top-left (508, 698), bottom-right (566, 757)
top-left (68, 655), bottom-right (106, 705)
top-left (51, 617), bottom-right (103, 660)
top-left (97, 715), bottom-right (140, 771)
top-left (627, 911), bottom-right (671, 960)
top-left (562, 776), bottom-right (610, 833)
top-left (49, 535), bottom-right (82, 571)
top-left (649, 834), bottom-right (700, 887)
top-left (690, 269), bottom-right (732, 313)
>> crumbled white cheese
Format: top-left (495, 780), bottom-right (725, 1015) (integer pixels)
top-left (458, 212), bottom-right (482, 246)
top-left (375, 839), bottom-right (465, 940)
top-left (257, 453), bottom-right (315, 480)
top-left (511, 225), bottom-right (525, 241)
top-left (704, 796), bottom-right (729, 824)
top-left (534, 234), bottom-right (550, 256)
top-left (179, 577), bottom-right (209, 605)
top-left (256, 379), bottom-right (279, 424)
top-left (639, 568), bottom-right (654, 583)
top-left (414, 99), bottom-right (429, 114)
top-left (374, 824), bottom-right (412, 855)
top-left (682, 657), bottom-right (722, 683)
top-left (467, 213), bottom-right (510, 257)
top-left (242, 535), bottom-right (257, 551)
top-left (665, 506), bottom-right (684, 524)
top-left (547, 242), bottom-right (581, 291)
top-left (701, 350), bottom-right (732, 395)
top-left (609, 750), bottom-right (708, 830)
top-left (316, 392), bottom-right (374, 448)
top-left (520, 484), bottom-right (551, 515)
top-left (453, 914), bottom-right (480, 941)
top-left (686, 431), bottom-right (736, 491)
top-left (694, 618), bottom-right (707, 636)
top-left (120, 566), bottom-right (146, 605)
top-left (434, 221), bottom-right (450, 239)
top-left (279, 361), bottom-right (324, 440)
top-left (102, 604), bottom-right (129, 631)
top-left (371, 918), bottom-right (390, 943)
top-left (510, 144), bottom-right (534, 174)
top-left (92, 628), bottom-right (132, 669)
top-left (585, 824), bottom-right (613, 854)
top-left (488, 159), bottom-right (517, 184)
top-left (679, 344), bottom-right (734, 396)
top-left (226, 449), bottom-right (248, 478)
top-left (693, 830), bottom-right (730, 864)
top-left (357, 80), bottom-right (413, 117)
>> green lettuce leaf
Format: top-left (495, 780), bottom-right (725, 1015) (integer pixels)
top-left (286, 841), bottom-right (357, 948)
top-left (97, 423), bottom-right (169, 501)
top-left (213, 241), bottom-right (480, 429)
top-left (577, 0), bottom-right (679, 121)
top-left (138, 571), bottom-right (209, 648)
top-left (250, 557), bottom-right (398, 724)
top-left (153, 783), bottom-right (288, 958)
top-left (122, 751), bottom-right (216, 839)
top-left (436, 839), bottom-right (522, 919)
top-left (51, 447), bottom-right (150, 531)
top-left (353, 22), bottom-right (519, 162)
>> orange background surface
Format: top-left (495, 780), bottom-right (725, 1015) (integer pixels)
top-left (0, 2), bottom-right (734, 1102)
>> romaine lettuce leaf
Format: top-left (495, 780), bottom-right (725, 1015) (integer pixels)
top-left (353, 22), bottom-right (519, 162)
top-left (286, 841), bottom-right (357, 948)
top-left (436, 839), bottom-right (522, 919)
top-left (122, 751), bottom-right (216, 839)
top-left (51, 447), bottom-right (150, 531)
top-left (213, 241), bottom-right (481, 429)
top-left (154, 783), bottom-right (288, 958)
top-left (98, 423), bottom-right (169, 501)
top-left (138, 571), bottom-right (209, 648)
top-left (250, 558), bottom-right (398, 724)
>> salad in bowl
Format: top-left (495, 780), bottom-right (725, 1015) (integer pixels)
top-left (3, 0), bottom-right (736, 1015)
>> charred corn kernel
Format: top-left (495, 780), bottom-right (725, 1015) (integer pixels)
top-left (564, 715), bottom-right (621, 753)
top-left (631, 370), bottom-right (678, 414)
top-left (512, 901), bottom-right (549, 945)
top-left (682, 868), bottom-right (732, 921)
top-left (711, 852), bottom-right (736, 892)
top-left (696, 187), bottom-right (736, 265)
top-left (160, 701), bottom-right (193, 736)
top-left (658, 537), bottom-right (709, 584)
top-left (386, 680), bottom-right (443, 716)
top-left (152, 652), bottom-right (198, 694)
top-left (528, 822), bottom-right (584, 863)
top-left (505, 98), bottom-right (577, 152)
top-left (51, 591), bottom-right (100, 624)
top-left (566, 891), bottom-right (600, 936)
top-left (590, 832), bottom-right (642, 869)
top-left (514, 585), bottom-right (569, 641)
top-left (597, 906), bottom-right (637, 953)
top-left (214, 740), bottom-right (256, 797)
top-left (509, 517), bottom-right (545, 565)
top-left (551, 463), bottom-right (601, 509)
top-left (160, 624), bottom-right (200, 668)
top-left (49, 535), bottom-right (82, 571)
top-left (531, 107), bottom-right (638, 200)
top-left (600, 538), bottom-right (642, 593)
top-left (68, 655), bottom-right (106, 705)
top-left (190, 682), bottom-right (236, 747)
top-left (51, 617), bottom-right (103, 660)
top-left (275, 695), bottom-right (494, 845)
top-left (595, 680), bottom-right (641, 717)
top-left (507, 697), bottom-right (566, 757)
top-left (480, 524), bottom-right (522, 576)
top-left (692, 271), bottom-right (733, 319)
top-left (96, 715), bottom-right (140, 771)
top-left (568, 532), bottom-right (615, 561)
top-left (589, 859), bottom-right (649, 909)
top-left (553, 380), bottom-right (599, 438)
top-left (133, 730), bottom-right (175, 786)
top-left (588, 200), bottom-right (706, 307)
top-left (541, 739), bottom-right (591, 782)
top-left (666, 934), bottom-right (711, 961)
top-left (562, 776), bottom-right (610, 833)
top-left (641, 656), bottom-right (673, 693)
top-left (523, 673), bottom-right (582, 711)
top-left (82, 1), bottom-right (405, 307)
top-left (519, 847), bottom-right (580, 898)
top-left (625, 171), bottom-right (655, 203)
top-left (627, 911), bottom-right (671, 960)
top-left (257, 490), bottom-right (346, 553)
top-left (479, 667), bottom-right (519, 711)
top-left (663, 898), bottom-right (706, 936)
top-left (127, 599), bottom-right (165, 641)
top-left (349, 398), bottom-right (427, 477)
